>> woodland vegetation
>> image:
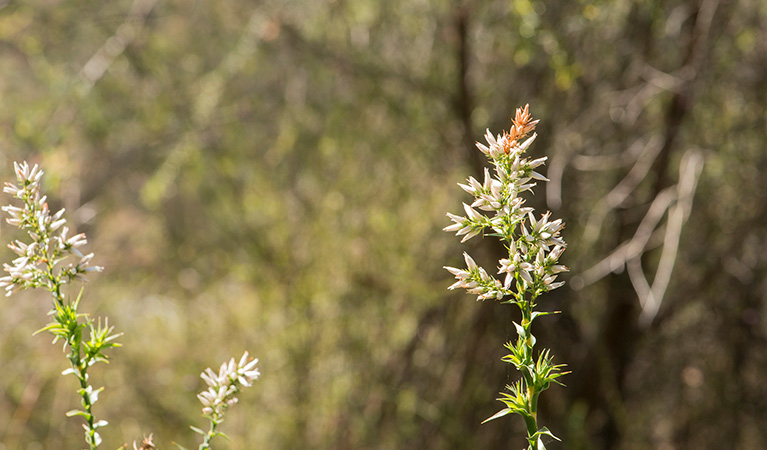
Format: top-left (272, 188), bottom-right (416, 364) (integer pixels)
top-left (0, 0), bottom-right (765, 449)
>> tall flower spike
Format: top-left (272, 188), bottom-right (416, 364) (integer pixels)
top-left (443, 106), bottom-right (569, 450)
top-left (2, 161), bottom-right (117, 450)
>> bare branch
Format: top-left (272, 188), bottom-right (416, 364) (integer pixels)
top-left (580, 136), bottom-right (663, 247)
top-left (80, 0), bottom-right (159, 91)
top-left (638, 149), bottom-right (705, 325)
top-left (572, 186), bottom-right (675, 290)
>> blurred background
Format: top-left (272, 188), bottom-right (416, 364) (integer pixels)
top-left (0, 0), bottom-right (765, 449)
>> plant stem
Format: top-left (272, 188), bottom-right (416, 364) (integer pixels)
top-left (49, 249), bottom-right (97, 449)
top-left (521, 295), bottom-right (539, 446)
top-left (199, 419), bottom-right (219, 450)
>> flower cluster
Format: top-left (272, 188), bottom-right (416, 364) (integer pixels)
top-left (192, 352), bottom-right (260, 450)
top-left (444, 105), bottom-right (567, 304)
top-left (0, 162), bottom-right (102, 297)
top-left (197, 351), bottom-right (260, 420)
top-left (443, 105), bottom-right (569, 450)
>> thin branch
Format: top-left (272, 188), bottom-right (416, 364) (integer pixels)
top-left (79, 0), bottom-right (159, 91)
top-left (580, 136), bottom-right (663, 247)
top-left (572, 186), bottom-right (675, 290)
top-left (605, 135), bottom-right (663, 209)
top-left (638, 149), bottom-right (705, 325)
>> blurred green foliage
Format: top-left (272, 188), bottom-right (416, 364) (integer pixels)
top-left (1, 0), bottom-right (766, 449)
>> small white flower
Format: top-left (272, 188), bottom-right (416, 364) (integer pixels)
top-left (458, 175), bottom-right (483, 196)
top-left (443, 213), bottom-right (467, 233)
top-left (463, 252), bottom-right (478, 271)
top-left (67, 233), bottom-right (88, 248)
top-left (51, 218), bottom-right (67, 231)
top-left (444, 265), bottom-right (470, 290)
top-left (3, 183), bottom-right (20, 196)
top-left (8, 241), bottom-right (27, 257)
top-left (518, 133), bottom-right (537, 151)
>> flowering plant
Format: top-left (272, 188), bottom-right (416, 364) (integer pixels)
top-left (1, 162), bottom-right (259, 450)
top-left (1, 162), bottom-right (114, 449)
top-left (444, 105), bottom-right (569, 449)
top-left (190, 352), bottom-right (260, 450)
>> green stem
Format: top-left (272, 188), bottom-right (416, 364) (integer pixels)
top-left (523, 408), bottom-right (538, 441)
top-left (520, 296), bottom-right (540, 446)
top-left (79, 372), bottom-right (98, 450)
top-left (70, 331), bottom-right (98, 449)
top-left (50, 256), bottom-right (97, 449)
top-left (199, 419), bottom-right (219, 450)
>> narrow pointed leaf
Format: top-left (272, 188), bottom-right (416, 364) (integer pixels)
top-left (65, 409), bottom-right (91, 419)
top-left (530, 310), bottom-right (560, 321)
top-left (481, 407), bottom-right (513, 423)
